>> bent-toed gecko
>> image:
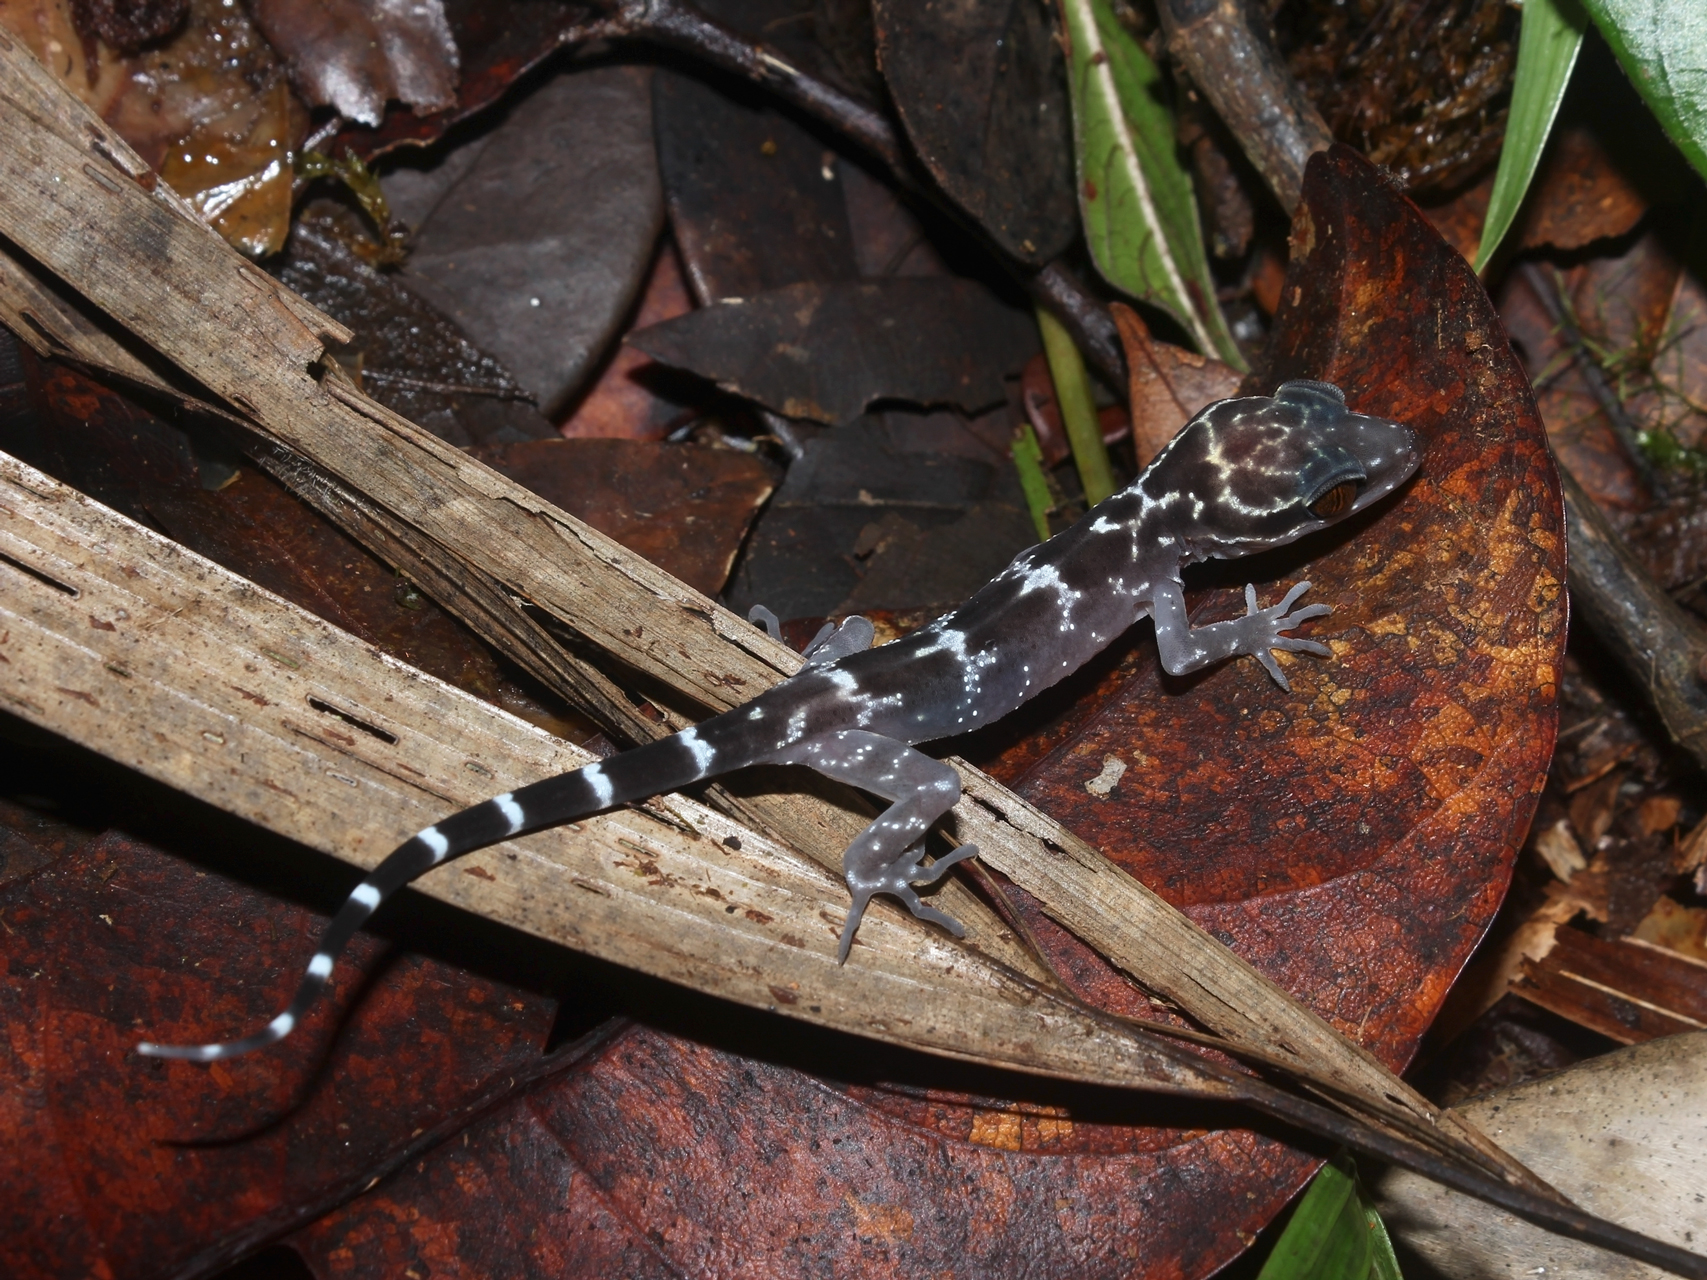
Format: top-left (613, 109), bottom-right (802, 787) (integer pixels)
top-left (138, 379), bottom-right (1420, 1061)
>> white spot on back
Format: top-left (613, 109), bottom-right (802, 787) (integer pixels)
top-left (268, 1011), bottom-right (296, 1037)
top-left (308, 952), bottom-right (334, 979)
top-left (351, 883), bottom-right (381, 909)
top-left (418, 825), bottom-right (450, 862)
top-left (583, 762), bottom-right (614, 806)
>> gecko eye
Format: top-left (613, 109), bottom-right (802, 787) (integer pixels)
top-left (1308, 480), bottom-right (1360, 519)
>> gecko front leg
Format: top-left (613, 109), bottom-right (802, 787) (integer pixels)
top-left (1151, 578), bottom-right (1332, 691)
top-left (775, 730), bottom-right (979, 961)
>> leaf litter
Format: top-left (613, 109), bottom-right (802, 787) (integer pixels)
top-left (0, 0), bottom-right (1705, 1276)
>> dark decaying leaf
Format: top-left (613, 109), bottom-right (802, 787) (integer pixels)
top-left (727, 410), bottom-right (1033, 620)
top-left (250, 0), bottom-right (457, 126)
top-left (871, 0), bottom-right (1077, 266)
top-left (382, 65), bottom-right (664, 417)
top-left (70, 0), bottom-right (187, 52)
top-left (467, 438), bottom-right (778, 598)
top-left (0, 826), bottom-right (578, 1280)
top-left (3, 351), bottom-right (594, 739)
top-left (1279, 0), bottom-right (1518, 193)
top-left (273, 202), bottom-right (555, 447)
top-left (628, 278), bottom-right (1039, 425)
top-left (1496, 227), bottom-right (1682, 513)
top-left (693, 0), bottom-right (882, 106)
top-left (653, 67), bottom-right (862, 303)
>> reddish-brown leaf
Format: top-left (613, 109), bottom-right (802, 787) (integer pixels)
top-left (0, 829), bottom-right (571, 1280)
top-left (955, 145), bottom-right (1562, 1271)
top-left (289, 1021), bottom-right (1296, 1279)
top-left (295, 144), bottom-right (1562, 1280)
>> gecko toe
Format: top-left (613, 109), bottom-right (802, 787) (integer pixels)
top-left (1256, 649), bottom-right (1289, 689)
top-left (836, 893), bottom-right (875, 964)
top-left (894, 887), bottom-right (967, 937)
top-left (908, 843), bottom-right (979, 886)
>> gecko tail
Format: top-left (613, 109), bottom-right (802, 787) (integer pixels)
top-left (136, 732), bottom-right (728, 1061)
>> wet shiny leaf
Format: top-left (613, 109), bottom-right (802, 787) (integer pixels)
top-left (250, 0), bottom-right (457, 126)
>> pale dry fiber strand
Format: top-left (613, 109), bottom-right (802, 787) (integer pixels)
top-left (0, 447), bottom-right (1239, 1093)
top-left (0, 28), bottom-right (1532, 1188)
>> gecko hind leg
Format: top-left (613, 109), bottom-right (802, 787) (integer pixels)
top-left (775, 730), bottom-right (978, 961)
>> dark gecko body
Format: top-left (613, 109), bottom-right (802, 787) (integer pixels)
top-left (139, 380), bottom-right (1420, 1061)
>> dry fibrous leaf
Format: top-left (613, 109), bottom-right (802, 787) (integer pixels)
top-left (1278, 0), bottom-right (1517, 193)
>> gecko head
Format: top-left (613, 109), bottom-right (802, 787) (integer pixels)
top-left (1141, 379), bottom-right (1421, 559)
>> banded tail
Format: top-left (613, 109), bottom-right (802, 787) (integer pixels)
top-left (136, 726), bottom-right (737, 1061)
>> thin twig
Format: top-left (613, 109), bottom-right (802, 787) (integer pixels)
top-left (1518, 262), bottom-right (1664, 498)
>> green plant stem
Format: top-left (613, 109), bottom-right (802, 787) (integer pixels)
top-left (1037, 305), bottom-right (1117, 506)
top-left (1011, 423), bottom-right (1056, 542)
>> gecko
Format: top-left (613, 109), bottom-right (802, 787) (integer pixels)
top-left (137, 379), bottom-right (1420, 1061)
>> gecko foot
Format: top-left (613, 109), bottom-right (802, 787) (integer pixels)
top-left (835, 843), bottom-right (981, 963)
top-left (1237, 581), bottom-right (1332, 691)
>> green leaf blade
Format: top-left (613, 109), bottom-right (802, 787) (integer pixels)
top-left (1474, 0), bottom-right (1589, 272)
top-left (1578, 0), bottom-right (1707, 185)
top-left (1060, 0), bottom-right (1247, 369)
top-left (1257, 1154), bottom-right (1401, 1280)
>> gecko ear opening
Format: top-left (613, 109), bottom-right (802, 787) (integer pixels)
top-left (1274, 380), bottom-right (1348, 415)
